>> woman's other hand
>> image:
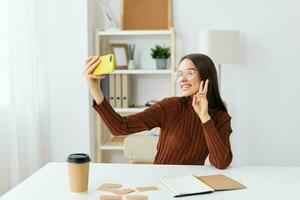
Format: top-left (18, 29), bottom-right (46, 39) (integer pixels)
top-left (192, 79), bottom-right (211, 123)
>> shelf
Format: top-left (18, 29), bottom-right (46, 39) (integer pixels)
top-left (98, 29), bottom-right (173, 36)
top-left (100, 134), bottom-right (159, 151)
top-left (100, 136), bottom-right (125, 151)
top-left (114, 107), bottom-right (148, 113)
top-left (112, 69), bottom-right (172, 74)
top-left (100, 144), bottom-right (124, 151)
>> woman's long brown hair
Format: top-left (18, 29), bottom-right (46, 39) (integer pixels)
top-left (180, 53), bottom-right (228, 112)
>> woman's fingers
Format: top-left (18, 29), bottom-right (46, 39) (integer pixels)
top-left (83, 57), bottom-right (97, 74)
top-left (199, 81), bottom-right (203, 92)
top-left (199, 80), bottom-right (204, 93)
top-left (192, 95), bottom-right (197, 106)
top-left (85, 56), bottom-right (94, 64)
top-left (89, 74), bottom-right (106, 80)
top-left (196, 79), bottom-right (209, 98)
top-left (203, 79), bottom-right (209, 93)
top-left (85, 56), bottom-right (99, 71)
top-left (83, 55), bottom-right (105, 80)
top-left (84, 56), bottom-right (97, 71)
top-left (87, 59), bottom-right (101, 74)
top-left (196, 93), bottom-right (205, 98)
top-left (194, 94), bottom-right (202, 103)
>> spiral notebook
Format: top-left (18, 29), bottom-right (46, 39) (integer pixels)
top-left (160, 174), bottom-right (246, 197)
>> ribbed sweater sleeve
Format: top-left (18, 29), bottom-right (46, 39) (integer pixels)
top-left (202, 112), bottom-right (232, 169)
top-left (92, 98), bottom-right (163, 136)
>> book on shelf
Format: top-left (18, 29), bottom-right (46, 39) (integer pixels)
top-left (109, 74), bottom-right (115, 107)
top-left (160, 174), bottom-right (246, 197)
top-left (101, 75), bottom-right (110, 102)
top-left (108, 72), bottom-right (158, 110)
top-left (115, 74), bottom-right (122, 108)
top-left (109, 73), bottom-right (132, 109)
top-left (121, 74), bottom-right (130, 108)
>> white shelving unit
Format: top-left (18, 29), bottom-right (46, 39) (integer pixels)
top-left (94, 28), bottom-right (176, 163)
top-left (100, 144), bottom-right (125, 151)
top-left (100, 142), bottom-right (125, 151)
top-left (97, 30), bottom-right (173, 36)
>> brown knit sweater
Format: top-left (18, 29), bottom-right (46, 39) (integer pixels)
top-left (93, 96), bottom-right (233, 169)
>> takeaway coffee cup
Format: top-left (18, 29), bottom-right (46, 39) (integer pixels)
top-left (67, 153), bottom-right (91, 193)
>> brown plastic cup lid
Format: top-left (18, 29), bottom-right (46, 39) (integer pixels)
top-left (66, 153), bottom-right (91, 163)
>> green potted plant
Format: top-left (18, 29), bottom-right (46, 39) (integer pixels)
top-left (151, 45), bottom-right (171, 69)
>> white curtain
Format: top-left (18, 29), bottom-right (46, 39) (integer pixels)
top-left (0, 0), bottom-right (45, 195)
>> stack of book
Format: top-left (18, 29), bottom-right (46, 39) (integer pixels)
top-left (101, 74), bottom-right (130, 108)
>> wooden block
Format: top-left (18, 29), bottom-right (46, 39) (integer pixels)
top-left (136, 186), bottom-right (159, 192)
top-left (114, 188), bottom-right (135, 195)
top-left (99, 183), bottom-right (122, 189)
top-left (100, 195), bottom-right (122, 200)
top-left (97, 186), bottom-right (120, 193)
top-left (126, 195), bottom-right (148, 200)
top-left (100, 195), bottom-right (121, 200)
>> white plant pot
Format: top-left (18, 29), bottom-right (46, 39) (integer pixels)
top-left (128, 59), bottom-right (135, 70)
top-left (156, 59), bottom-right (167, 69)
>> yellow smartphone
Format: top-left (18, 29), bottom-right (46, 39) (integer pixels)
top-left (92, 54), bottom-right (115, 75)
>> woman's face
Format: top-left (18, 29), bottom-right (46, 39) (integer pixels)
top-left (177, 59), bottom-right (201, 97)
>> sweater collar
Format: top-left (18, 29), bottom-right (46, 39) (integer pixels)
top-left (180, 96), bottom-right (193, 107)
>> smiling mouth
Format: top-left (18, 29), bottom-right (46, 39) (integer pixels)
top-left (181, 84), bottom-right (192, 90)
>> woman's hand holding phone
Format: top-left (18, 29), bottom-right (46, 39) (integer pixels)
top-left (83, 56), bottom-right (106, 104)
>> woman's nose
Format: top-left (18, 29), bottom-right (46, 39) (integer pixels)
top-left (179, 76), bottom-right (188, 83)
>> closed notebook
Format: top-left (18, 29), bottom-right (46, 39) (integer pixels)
top-left (195, 174), bottom-right (246, 191)
top-left (160, 174), bottom-right (246, 197)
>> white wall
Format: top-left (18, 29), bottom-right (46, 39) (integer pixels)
top-left (0, 0), bottom-right (9, 104)
top-left (41, 0), bottom-right (91, 162)
top-left (174, 0), bottom-right (300, 166)
top-left (0, 107), bottom-right (11, 195)
top-left (87, 0), bottom-right (104, 161)
top-left (105, 0), bottom-right (300, 166)
top-left (0, 0), bottom-right (11, 195)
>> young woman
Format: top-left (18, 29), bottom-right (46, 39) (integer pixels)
top-left (83, 53), bottom-right (232, 169)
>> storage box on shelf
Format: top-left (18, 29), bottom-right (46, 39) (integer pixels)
top-left (94, 28), bottom-right (176, 163)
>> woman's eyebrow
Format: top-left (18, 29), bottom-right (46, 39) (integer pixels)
top-left (178, 67), bottom-right (196, 71)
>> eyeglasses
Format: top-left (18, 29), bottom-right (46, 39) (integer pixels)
top-left (174, 69), bottom-right (198, 82)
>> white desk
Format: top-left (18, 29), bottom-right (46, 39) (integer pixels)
top-left (1, 162), bottom-right (300, 200)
